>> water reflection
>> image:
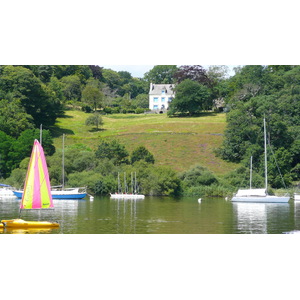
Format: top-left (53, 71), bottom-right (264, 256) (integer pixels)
top-left (233, 202), bottom-right (291, 234)
top-left (110, 198), bottom-right (142, 234)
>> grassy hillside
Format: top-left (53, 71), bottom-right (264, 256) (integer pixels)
top-left (52, 110), bottom-right (239, 176)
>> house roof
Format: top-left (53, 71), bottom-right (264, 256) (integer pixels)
top-left (149, 83), bottom-right (175, 95)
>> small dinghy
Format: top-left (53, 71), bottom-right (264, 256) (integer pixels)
top-left (1, 140), bottom-right (59, 229)
top-left (1, 219), bottom-right (59, 228)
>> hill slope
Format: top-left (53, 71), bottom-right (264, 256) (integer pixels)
top-left (52, 110), bottom-right (238, 175)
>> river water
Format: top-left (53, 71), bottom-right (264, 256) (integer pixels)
top-left (1, 195), bottom-right (300, 234)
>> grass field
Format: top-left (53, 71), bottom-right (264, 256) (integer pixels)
top-left (52, 110), bottom-right (239, 176)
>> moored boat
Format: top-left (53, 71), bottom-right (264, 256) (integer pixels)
top-left (1, 139), bottom-right (59, 229)
top-left (231, 118), bottom-right (290, 203)
top-left (13, 186), bottom-right (87, 199)
top-left (1, 219), bottom-right (59, 228)
top-left (0, 184), bottom-right (17, 198)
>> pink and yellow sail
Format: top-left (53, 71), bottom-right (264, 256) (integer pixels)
top-left (20, 139), bottom-right (54, 209)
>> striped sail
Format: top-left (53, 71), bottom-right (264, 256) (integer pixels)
top-left (20, 139), bottom-right (54, 209)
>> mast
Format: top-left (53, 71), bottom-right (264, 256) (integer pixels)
top-left (124, 172), bottom-right (127, 194)
top-left (40, 124), bottom-right (42, 145)
top-left (250, 156), bottom-right (253, 190)
top-left (117, 172), bottom-right (121, 194)
top-left (62, 134), bottom-right (65, 189)
top-left (264, 117), bottom-right (268, 192)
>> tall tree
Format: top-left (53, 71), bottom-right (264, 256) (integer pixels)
top-left (144, 65), bottom-right (178, 84)
top-left (0, 66), bottom-right (62, 127)
top-left (82, 79), bottom-right (104, 110)
top-left (174, 65), bottom-right (214, 87)
top-left (168, 79), bottom-right (211, 116)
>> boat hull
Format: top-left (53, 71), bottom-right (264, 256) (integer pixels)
top-left (1, 219), bottom-right (59, 228)
top-left (13, 190), bottom-right (87, 199)
top-left (110, 194), bottom-right (145, 200)
top-left (231, 196), bottom-right (290, 203)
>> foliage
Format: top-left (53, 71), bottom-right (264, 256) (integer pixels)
top-left (218, 65), bottom-right (300, 187)
top-left (0, 99), bottom-right (34, 137)
top-left (174, 65), bottom-right (214, 87)
top-left (131, 146), bottom-right (155, 164)
top-left (60, 75), bottom-right (82, 101)
top-left (95, 140), bottom-right (129, 165)
top-left (0, 65), bottom-right (63, 127)
top-left (144, 65), bottom-right (178, 84)
top-left (168, 79), bottom-right (212, 116)
top-left (85, 113), bottom-right (103, 130)
top-left (81, 78), bottom-right (104, 110)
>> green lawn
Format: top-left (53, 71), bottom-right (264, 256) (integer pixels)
top-left (52, 110), bottom-right (239, 175)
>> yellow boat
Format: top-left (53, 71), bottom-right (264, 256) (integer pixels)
top-left (1, 219), bottom-right (59, 228)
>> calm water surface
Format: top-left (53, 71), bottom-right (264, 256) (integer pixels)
top-left (1, 196), bottom-right (299, 234)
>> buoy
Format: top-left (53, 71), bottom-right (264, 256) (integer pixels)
top-left (89, 194), bottom-right (94, 201)
top-left (198, 198), bottom-right (202, 203)
top-left (225, 197), bottom-right (228, 201)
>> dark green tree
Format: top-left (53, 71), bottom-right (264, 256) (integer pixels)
top-left (131, 146), bottom-right (155, 164)
top-left (168, 79), bottom-right (211, 116)
top-left (95, 140), bottom-right (129, 165)
top-left (0, 66), bottom-right (62, 127)
top-left (144, 65), bottom-right (178, 84)
top-left (0, 99), bottom-right (34, 137)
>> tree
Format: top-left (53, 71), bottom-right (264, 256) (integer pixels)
top-left (0, 131), bottom-right (14, 178)
top-left (168, 79), bottom-right (211, 116)
top-left (95, 140), bottom-right (129, 165)
top-left (131, 146), bottom-right (155, 164)
top-left (89, 65), bottom-right (104, 81)
top-left (0, 99), bottom-right (34, 137)
top-left (82, 81), bottom-right (104, 110)
top-left (0, 66), bottom-right (62, 127)
top-left (60, 75), bottom-right (82, 101)
top-left (174, 65), bottom-right (214, 87)
top-left (133, 93), bottom-right (149, 109)
top-left (85, 113), bottom-right (103, 130)
top-left (144, 65), bottom-right (178, 84)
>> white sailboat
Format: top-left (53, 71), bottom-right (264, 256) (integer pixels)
top-left (110, 172), bottom-right (145, 199)
top-left (0, 184), bottom-right (16, 198)
top-left (231, 118), bottom-right (290, 203)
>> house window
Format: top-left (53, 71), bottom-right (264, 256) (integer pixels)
top-left (162, 90), bottom-right (165, 95)
top-left (153, 105), bottom-right (158, 109)
top-left (154, 97), bottom-right (159, 103)
top-left (168, 97), bottom-right (172, 102)
top-left (161, 97), bottom-right (165, 102)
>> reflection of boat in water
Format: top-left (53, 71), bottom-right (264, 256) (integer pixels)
top-left (233, 202), bottom-right (290, 234)
top-left (294, 193), bottom-right (300, 201)
top-left (1, 226), bottom-right (54, 234)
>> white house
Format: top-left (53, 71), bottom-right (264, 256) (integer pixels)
top-left (149, 83), bottom-right (175, 112)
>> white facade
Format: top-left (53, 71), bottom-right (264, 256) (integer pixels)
top-left (149, 83), bottom-right (175, 111)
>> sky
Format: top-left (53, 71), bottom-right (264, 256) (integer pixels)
top-left (101, 65), bottom-right (239, 78)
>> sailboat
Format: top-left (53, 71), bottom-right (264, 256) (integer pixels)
top-left (1, 140), bottom-right (59, 228)
top-left (110, 172), bottom-right (145, 199)
top-left (231, 118), bottom-right (290, 203)
top-left (13, 134), bottom-right (87, 199)
top-left (0, 183), bottom-right (16, 198)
